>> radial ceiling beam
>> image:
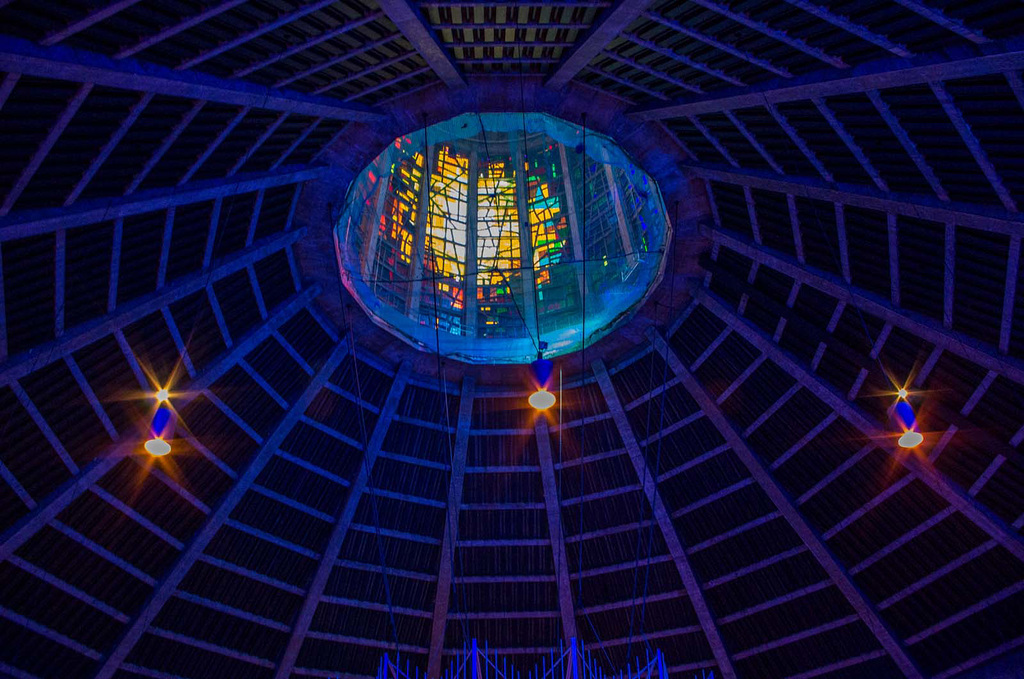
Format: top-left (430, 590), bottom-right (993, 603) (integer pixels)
top-left (115, 0), bottom-right (249, 59)
top-left (94, 340), bottom-right (351, 679)
top-left (685, 163), bottom-right (1024, 237)
top-left (65, 92), bottom-right (154, 205)
top-left (652, 331), bottom-right (924, 679)
top-left (0, 228), bottom-right (304, 387)
top-left (0, 285), bottom-right (320, 563)
top-left (375, 0), bottom-right (465, 88)
top-left (592, 360), bottom-right (737, 679)
top-left (1, 83), bottom-right (92, 215)
top-left (427, 377), bottom-right (476, 679)
top-left (176, 0), bottom-right (337, 71)
top-left (276, 360), bottom-right (413, 679)
top-left (930, 82), bottom-right (1017, 212)
top-left (0, 165), bottom-right (322, 241)
top-left (0, 34), bottom-right (384, 122)
top-left (688, 0), bottom-right (847, 69)
top-left (535, 416), bottom-right (579, 647)
top-left (547, 0), bottom-right (657, 89)
top-left (232, 11), bottom-right (384, 79)
top-left (891, 0), bottom-right (988, 44)
top-left (642, 11), bottom-right (791, 79)
top-left (630, 40), bottom-right (1024, 120)
top-left (695, 288), bottom-right (1024, 565)
top-left (778, 0), bottom-right (912, 57)
top-left (707, 229), bottom-right (1024, 386)
top-left (621, 32), bottom-right (745, 87)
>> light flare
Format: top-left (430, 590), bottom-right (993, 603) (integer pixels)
top-left (529, 389), bottom-right (556, 411)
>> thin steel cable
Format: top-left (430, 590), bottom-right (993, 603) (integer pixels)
top-left (624, 330), bottom-right (659, 660)
top-left (343, 303), bottom-right (401, 652)
top-left (577, 115), bottom-right (588, 609)
top-left (575, 118), bottom-right (622, 672)
top-left (424, 114), bottom-right (473, 651)
top-left (635, 203), bottom-right (681, 650)
top-left (517, 32), bottom-right (543, 348)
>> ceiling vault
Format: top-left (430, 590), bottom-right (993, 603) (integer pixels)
top-left (652, 331), bottom-right (925, 679)
top-left (0, 1), bottom-right (1022, 676)
top-left (426, 378), bottom-right (476, 679)
top-left (376, 0), bottom-right (465, 88)
top-left (0, 34), bottom-right (385, 121)
top-left (547, 0), bottom-right (657, 89)
top-left (535, 417), bottom-right (580, 646)
top-left (93, 340), bottom-right (352, 679)
top-left (276, 361), bottom-right (413, 679)
top-left (593, 360), bottom-right (738, 679)
top-left (630, 41), bottom-right (1024, 120)
top-left (695, 288), bottom-right (1024, 565)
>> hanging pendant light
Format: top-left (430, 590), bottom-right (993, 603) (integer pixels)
top-left (529, 353), bottom-right (555, 411)
top-left (893, 398), bottom-right (923, 449)
top-left (145, 403), bottom-right (175, 456)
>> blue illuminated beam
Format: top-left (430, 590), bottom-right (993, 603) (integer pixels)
top-left (593, 359), bottom-right (738, 679)
top-left (275, 361), bottom-right (414, 679)
top-left (652, 330), bottom-right (924, 679)
top-left (630, 41), bottom-right (1024, 120)
top-left (426, 377), bottom-right (476, 679)
top-left (93, 340), bottom-right (352, 679)
top-left (0, 286), bottom-right (321, 566)
top-left (695, 288), bottom-right (1024, 565)
top-left (0, 166), bottom-right (322, 242)
top-left (376, 0), bottom-right (464, 88)
top-left (0, 34), bottom-right (384, 122)
top-left (547, 0), bottom-right (658, 89)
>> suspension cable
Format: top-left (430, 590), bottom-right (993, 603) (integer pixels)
top-left (423, 114), bottom-right (473, 653)
top-left (343, 303), bottom-right (400, 652)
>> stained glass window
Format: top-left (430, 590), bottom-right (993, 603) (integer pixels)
top-left (334, 113), bottom-right (671, 364)
top-left (477, 154), bottom-right (525, 339)
top-left (422, 145), bottom-right (469, 334)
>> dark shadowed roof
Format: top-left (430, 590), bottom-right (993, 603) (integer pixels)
top-left (0, 2), bottom-right (1022, 679)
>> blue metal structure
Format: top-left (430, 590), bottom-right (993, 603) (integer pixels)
top-left (334, 112), bottom-right (671, 364)
top-left (378, 639), bottom-right (675, 679)
top-left (0, 1), bottom-right (1021, 678)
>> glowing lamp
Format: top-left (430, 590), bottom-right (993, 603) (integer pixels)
top-left (155, 388), bottom-right (169, 403)
top-left (144, 438), bottom-right (171, 456)
top-left (892, 400), bottom-right (923, 449)
top-left (897, 388), bottom-right (908, 399)
top-left (147, 404), bottom-right (176, 456)
top-left (898, 430), bottom-right (924, 448)
top-left (529, 355), bottom-right (556, 411)
top-left (529, 389), bottom-right (556, 411)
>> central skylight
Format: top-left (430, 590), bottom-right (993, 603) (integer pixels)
top-left (334, 113), bottom-right (671, 364)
